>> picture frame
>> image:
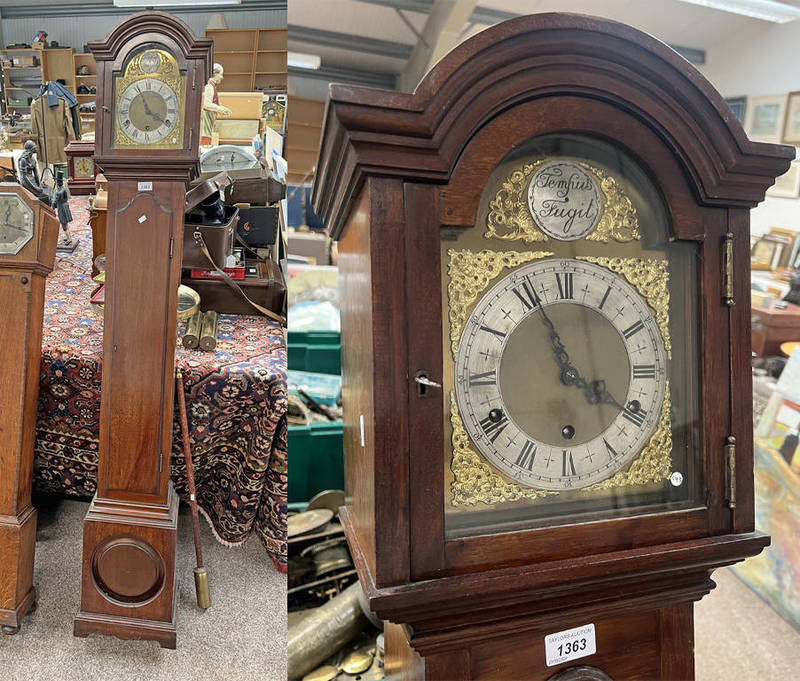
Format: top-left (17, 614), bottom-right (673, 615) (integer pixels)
top-left (745, 93), bottom-right (788, 143)
top-left (752, 233), bottom-right (792, 271)
top-left (726, 96), bottom-right (747, 125)
top-left (783, 91), bottom-right (800, 145)
top-left (767, 160), bottom-right (800, 199)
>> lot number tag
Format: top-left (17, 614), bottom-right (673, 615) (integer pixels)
top-left (544, 623), bottom-right (596, 667)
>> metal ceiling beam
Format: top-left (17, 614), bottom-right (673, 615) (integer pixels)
top-left (0, 1), bottom-right (284, 19)
top-left (288, 25), bottom-right (412, 59)
top-left (352, 0), bottom-right (706, 64)
top-left (289, 64), bottom-right (396, 90)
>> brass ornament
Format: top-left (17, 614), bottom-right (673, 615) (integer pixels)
top-left (450, 392), bottom-right (555, 505)
top-left (112, 48), bottom-right (186, 150)
top-left (447, 251), bottom-right (674, 506)
top-left (449, 384), bottom-right (674, 506)
top-left (447, 248), bottom-right (553, 357)
top-left (485, 160), bottom-right (640, 243)
top-left (576, 256), bottom-right (672, 359)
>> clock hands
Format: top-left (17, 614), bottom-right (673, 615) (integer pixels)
top-left (140, 94), bottom-right (165, 124)
top-left (1, 222), bottom-right (27, 235)
top-left (536, 303), bottom-right (626, 412)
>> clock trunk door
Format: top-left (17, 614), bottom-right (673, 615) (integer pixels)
top-left (405, 100), bottom-right (731, 580)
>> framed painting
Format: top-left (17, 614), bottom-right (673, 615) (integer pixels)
top-left (767, 160), bottom-right (800, 199)
top-left (726, 96), bottom-right (746, 125)
top-left (783, 91), bottom-right (800, 145)
top-left (745, 93), bottom-right (788, 143)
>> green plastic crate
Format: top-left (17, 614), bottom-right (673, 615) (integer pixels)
top-left (288, 330), bottom-right (341, 375)
top-left (288, 421), bottom-right (344, 503)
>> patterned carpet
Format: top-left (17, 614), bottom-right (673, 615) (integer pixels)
top-left (33, 195), bottom-right (287, 570)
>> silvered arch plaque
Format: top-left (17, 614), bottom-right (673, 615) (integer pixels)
top-left (526, 160), bottom-right (602, 241)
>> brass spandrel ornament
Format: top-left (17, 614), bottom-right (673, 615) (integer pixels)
top-left (449, 386), bottom-right (673, 505)
top-left (485, 159), bottom-right (640, 243)
top-left (447, 248), bottom-right (553, 358)
top-left (112, 48), bottom-right (187, 150)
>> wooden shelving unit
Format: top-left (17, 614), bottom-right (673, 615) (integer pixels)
top-left (1, 48), bottom-right (42, 114)
top-left (286, 96), bottom-right (324, 185)
top-left (205, 28), bottom-right (287, 92)
top-left (73, 52), bottom-right (97, 134)
top-left (1, 46), bottom-right (92, 134)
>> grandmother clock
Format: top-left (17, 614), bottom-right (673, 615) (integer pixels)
top-left (313, 14), bottom-right (794, 681)
top-left (73, 12), bottom-right (210, 648)
top-left (0, 185), bottom-right (58, 634)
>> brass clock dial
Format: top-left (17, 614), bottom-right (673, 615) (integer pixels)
top-left (116, 77), bottom-right (180, 145)
top-left (111, 47), bottom-right (186, 150)
top-left (454, 258), bottom-right (666, 490)
top-left (74, 156), bottom-right (94, 178)
top-left (0, 193), bottom-right (34, 255)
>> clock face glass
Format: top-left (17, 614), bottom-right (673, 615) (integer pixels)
top-left (74, 156), bottom-right (94, 178)
top-left (116, 78), bottom-right (179, 144)
top-left (112, 46), bottom-right (186, 150)
top-left (455, 258), bottom-right (667, 491)
top-left (0, 193), bottom-right (34, 255)
top-left (443, 134), bottom-right (702, 536)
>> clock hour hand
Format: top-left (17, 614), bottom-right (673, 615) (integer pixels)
top-left (141, 94), bottom-right (164, 123)
top-left (536, 304), bottom-right (625, 411)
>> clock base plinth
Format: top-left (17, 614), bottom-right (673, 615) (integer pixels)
top-left (67, 180), bottom-right (95, 196)
top-left (74, 485), bottom-right (179, 649)
top-left (0, 506), bottom-right (37, 633)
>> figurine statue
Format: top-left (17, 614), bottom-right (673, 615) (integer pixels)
top-left (19, 140), bottom-right (51, 202)
top-left (200, 63), bottom-right (232, 147)
top-left (784, 268), bottom-right (800, 306)
top-left (51, 171), bottom-right (73, 246)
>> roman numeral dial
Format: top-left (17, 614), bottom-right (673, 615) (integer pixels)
top-left (115, 76), bottom-right (182, 146)
top-left (454, 257), bottom-right (668, 491)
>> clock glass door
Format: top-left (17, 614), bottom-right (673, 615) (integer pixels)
top-left (111, 45), bottom-right (186, 150)
top-left (442, 134), bottom-right (702, 537)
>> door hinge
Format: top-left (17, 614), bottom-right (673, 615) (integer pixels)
top-left (723, 232), bottom-right (734, 307)
top-left (169, 236), bottom-right (174, 259)
top-left (158, 450), bottom-right (163, 474)
top-left (725, 435), bottom-right (736, 508)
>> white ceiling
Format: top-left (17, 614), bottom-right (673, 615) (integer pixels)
top-left (288, 0), bottom-right (800, 81)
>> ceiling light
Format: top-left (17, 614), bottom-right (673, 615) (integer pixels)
top-left (113, 0), bottom-right (241, 7)
top-left (676, 0), bottom-right (800, 23)
top-left (288, 52), bottom-right (321, 70)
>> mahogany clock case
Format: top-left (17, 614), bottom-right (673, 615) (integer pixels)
top-left (0, 184), bottom-right (59, 633)
top-left (313, 12), bottom-right (793, 681)
top-left (73, 12), bottom-right (211, 649)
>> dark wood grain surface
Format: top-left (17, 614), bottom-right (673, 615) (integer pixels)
top-left (0, 185), bottom-right (59, 633)
top-left (73, 12), bottom-right (210, 649)
top-left (316, 12), bottom-right (791, 681)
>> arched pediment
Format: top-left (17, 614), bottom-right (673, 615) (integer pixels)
top-left (315, 13), bottom-right (794, 238)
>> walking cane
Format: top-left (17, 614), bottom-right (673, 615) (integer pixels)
top-left (176, 367), bottom-right (211, 609)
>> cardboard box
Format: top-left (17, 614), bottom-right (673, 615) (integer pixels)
top-left (288, 230), bottom-right (330, 266)
top-left (216, 119), bottom-right (260, 143)
top-left (218, 92), bottom-right (263, 120)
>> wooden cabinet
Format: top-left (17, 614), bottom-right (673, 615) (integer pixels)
top-left (313, 14), bottom-right (793, 680)
top-left (0, 184), bottom-right (59, 634)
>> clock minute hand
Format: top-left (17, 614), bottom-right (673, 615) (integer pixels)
top-left (536, 304), bottom-right (625, 411)
top-left (2, 222), bottom-right (27, 234)
top-left (141, 94), bottom-right (164, 123)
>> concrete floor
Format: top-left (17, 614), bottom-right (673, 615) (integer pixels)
top-left (0, 496), bottom-right (286, 681)
top-left (696, 567), bottom-right (800, 680)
